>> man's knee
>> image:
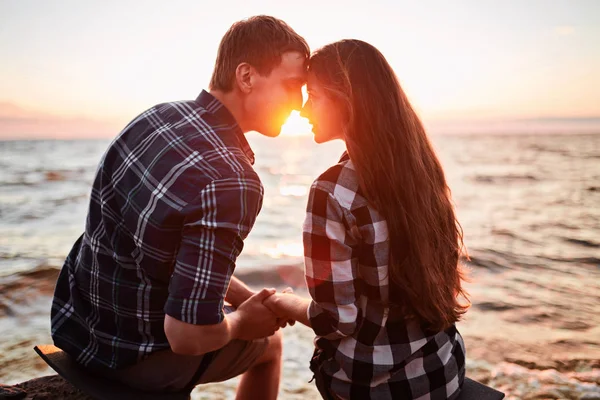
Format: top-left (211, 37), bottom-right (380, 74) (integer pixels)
top-left (269, 330), bottom-right (283, 355)
top-left (254, 330), bottom-right (283, 365)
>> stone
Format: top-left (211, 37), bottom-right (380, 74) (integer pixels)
top-left (0, 383), bottom-right (27, 399)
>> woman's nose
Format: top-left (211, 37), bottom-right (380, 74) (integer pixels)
top-left (300, 100), bottom-right (311, 119)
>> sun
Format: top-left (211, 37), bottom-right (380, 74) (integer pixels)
top-left (280, 111), bottom-right (312, 137)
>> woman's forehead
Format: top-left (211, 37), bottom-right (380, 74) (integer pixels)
top-left (306, 73), bottom-right (322, 90)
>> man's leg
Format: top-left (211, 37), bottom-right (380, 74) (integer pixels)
top-left (92, 348), bottom-right (211, 392)
top-left (235, 330), bottom-right (283, 400)
top-left (93, 327), bottom-right (282, 396)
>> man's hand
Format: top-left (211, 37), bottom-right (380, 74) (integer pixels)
top-left (263, 287), bottom-right (296, 328)
top-left (228, 288), bottom-right (281, 341)
top-left (165, 288), bottom-right (280, 356)
top-left (263, 290), bottom-right (295, 319)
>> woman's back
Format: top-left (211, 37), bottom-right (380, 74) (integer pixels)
top-left (304, 153), bottom-right (466, 399)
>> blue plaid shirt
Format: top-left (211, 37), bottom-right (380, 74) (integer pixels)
top-left (51, 91), bottom-right (263, 370)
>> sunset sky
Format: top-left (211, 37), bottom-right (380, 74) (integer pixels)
top-left (1, 0), bottom-right (599, 139)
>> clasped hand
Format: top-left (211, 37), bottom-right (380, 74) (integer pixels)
top-left (262, 287), bottom-right (296, 328)
top-left (234, 287), bottom-right (296, 341)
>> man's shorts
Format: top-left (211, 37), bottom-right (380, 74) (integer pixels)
top-left (99, 337), bottom-right (268, 392)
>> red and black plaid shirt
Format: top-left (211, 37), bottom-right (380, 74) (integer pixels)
top-left (304, 153), bottom-right (466, 400)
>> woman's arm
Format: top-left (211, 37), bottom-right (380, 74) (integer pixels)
top-left (303, 182), bottom-right (359, 340)
top-left (263, 292), bottom-right (311, 327)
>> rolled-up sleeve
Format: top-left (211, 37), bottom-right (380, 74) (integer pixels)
top-left (165, 173), bottom-right (263, 325)
top-left (303, 183), bottom-right (358, 340)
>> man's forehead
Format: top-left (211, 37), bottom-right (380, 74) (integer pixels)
top-left (277, 51), bottom-right (308, 81)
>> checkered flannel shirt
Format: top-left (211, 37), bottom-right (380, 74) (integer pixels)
top-left (51, 91), bottom-right (263, 370)
top-left (304, 152), bottom-right (466, 399)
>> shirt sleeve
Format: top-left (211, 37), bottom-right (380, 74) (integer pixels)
top-left (303, 182), bottom-right (359, 340)
top-left (164, 173), bottom-right (263, 325)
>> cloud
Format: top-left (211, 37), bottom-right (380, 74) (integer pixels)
top-left (0, 102), bottom-right (32, 119)
top-left (0, 102), bottom-right (123, 139)
top-left (555, 26), bottom-right (575, 36)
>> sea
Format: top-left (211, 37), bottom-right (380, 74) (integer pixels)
top-left (0, 126), bottom-right (599, 399)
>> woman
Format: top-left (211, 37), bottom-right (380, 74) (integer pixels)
top-left (264, 39), bottom-right (470, 400)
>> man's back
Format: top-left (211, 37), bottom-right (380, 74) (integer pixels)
top-left (51, 91), bottom-right (263, 370)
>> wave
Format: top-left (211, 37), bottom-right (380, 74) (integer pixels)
top-left (43, 170), bottom-right (68, 182)
top-left (0, 262), bottom-right (306, 310)
top-left (0, 168), bottom-right (87, 187)
top-left (539, 255), bottom-right (600, 267)
top-left (491, 229), bottom-right (539, 245)
top-left (527, 144), bottom-right (573, 157)
top-left (562, 237), bottom-right (600, 248)
top-left (0, 263), bottom-right (306, 320)
top-left (466, 252), bottom-right (514, 272)
top-left (473, 301), bottom-right (522, 312)
top-left (0, 265), bottom-right (60, 318)
top-left (471, 174), bottom-right (538, 184)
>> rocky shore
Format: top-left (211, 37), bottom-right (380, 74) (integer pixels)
top-left (1, 265), bottom-right (599, 399)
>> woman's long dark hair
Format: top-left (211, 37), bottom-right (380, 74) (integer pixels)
top-left (309, 40), bottom-right (469, 331)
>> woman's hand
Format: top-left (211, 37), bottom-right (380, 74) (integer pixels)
top-left (264, 288), bottom-right (297, 328)
top-left (263, 288), bottom-right (312, 328)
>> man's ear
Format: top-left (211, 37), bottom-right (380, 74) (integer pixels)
top-left (235, 63), bottom-right (253, 94)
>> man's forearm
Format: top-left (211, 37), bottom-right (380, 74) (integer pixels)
top-left (225, 276), bottom-right (254, 308)
top-left (164, 314), bottom-right (233, 356)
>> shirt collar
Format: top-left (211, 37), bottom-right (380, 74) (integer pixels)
top-left (339, 151), bottom-right (350, 163)
top-left (195, 90), bottom-right (255, 165)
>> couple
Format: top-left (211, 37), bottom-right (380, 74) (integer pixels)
top-left (50, 15), bottom-right (469, 400)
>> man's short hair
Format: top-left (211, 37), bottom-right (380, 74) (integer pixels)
top-left (209, 15), bottom-right (310, 92)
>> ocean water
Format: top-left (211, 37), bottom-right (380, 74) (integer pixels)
top-left (0, 132), bottom-right (599, 398)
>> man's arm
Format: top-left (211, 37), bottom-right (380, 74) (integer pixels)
top-left (165, 289), bottom-right (278, 355)
top-left (164, 175), bottom-right (266, 355)
top-left (225, 276), bottom-right (254, 308)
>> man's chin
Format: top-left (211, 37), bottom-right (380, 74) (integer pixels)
top-left (313, 132), bottom-right (336, 144)
top-left (257, 126), bottom-right (283, 138)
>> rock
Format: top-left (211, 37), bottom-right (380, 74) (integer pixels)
top-left (0, 383), bottom-right (26, 399)
top-left (579, 393), bottom-right (600, 400)
top-left (13, 375), bottom-right (91, 400)
top-left (524, 388), bottom-right (564, 399)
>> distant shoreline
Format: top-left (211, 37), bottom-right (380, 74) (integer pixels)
top-left (1, 130), bottom-right (600, 142)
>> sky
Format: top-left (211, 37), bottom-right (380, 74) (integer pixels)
top-left (0, 0), bottom-right (599, 139)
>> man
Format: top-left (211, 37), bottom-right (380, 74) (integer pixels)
top-left (50, 16), bottom-right (309, 399)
